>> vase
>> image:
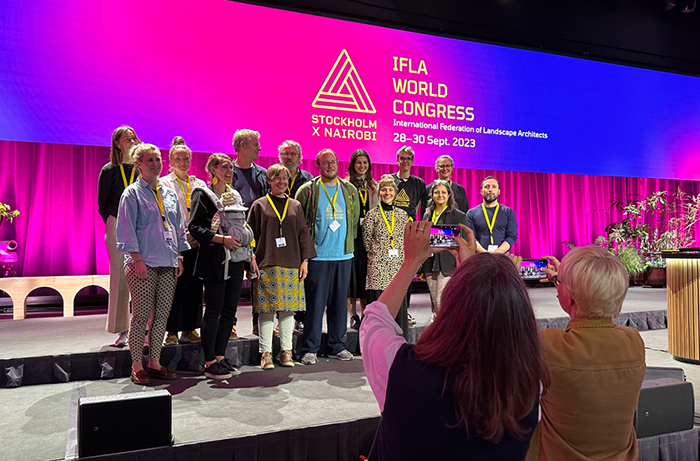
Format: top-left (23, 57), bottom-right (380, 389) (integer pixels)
top-left (644, 267), bottom-right (666, 288)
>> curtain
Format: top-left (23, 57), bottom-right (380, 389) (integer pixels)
top-left (1, 140), bottom-right (698, 276)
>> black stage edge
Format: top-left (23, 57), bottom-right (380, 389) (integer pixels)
top-left (537, 309), bottom-right (667, 332)
top-left (1, 310), bottom-right (667, 389)
top-left (70, 419), bottom-right (698, 461)
top-left (74, 416), bottom-right (381, 461)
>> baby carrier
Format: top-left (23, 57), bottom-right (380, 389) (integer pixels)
top-left (196, 186), bottom-right (255, 279)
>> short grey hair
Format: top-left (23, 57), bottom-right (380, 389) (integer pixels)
top-left (434, 155), bottom-right (454, 170)
top-left (558, 245), bottom-right (629, 319)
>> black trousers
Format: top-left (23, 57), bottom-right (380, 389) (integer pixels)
top-left (166, 247), bottom-right (203, 332)
top-left (366, 290), bottom-right (409, 340)
top-left (201, 261), bottom-right (244, 362)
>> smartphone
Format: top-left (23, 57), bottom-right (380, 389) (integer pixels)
top-left (429, 225), bottom-right (460, 248)
top-left (520, 258), bottom-right (548, 279)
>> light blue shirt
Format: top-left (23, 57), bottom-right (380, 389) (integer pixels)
top-left (314, 182), bottom-right (352, 261)
top-left (116, 178), bottom-right (190, 267)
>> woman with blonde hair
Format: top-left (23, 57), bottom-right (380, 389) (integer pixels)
top-left (247, 164), bottom-right (316, 369)
top-left (161, 136), bottom-right (207, 346)
top-left (527, 245), bottom-right (645, 461)
top-left (189, 153), bottom-right (258, 380)
top-left (362, 174), bottom-right (410, 338)
top-left (116, 143), bottom-right (189, 384)
top-left (98, 125), bottom-right (141, 347)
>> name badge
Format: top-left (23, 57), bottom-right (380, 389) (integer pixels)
top-left (329, 219), bottom-right (341, 232)
top-left (487, 244), bottom-right (498, 253)
top-left (360, 217), bottom-right (364, 226)
top-left (163, 230), bottom-right (174, 242)
top-left (276, 237), bottom-right (287, 248)
top-left (389, 248), bottom-right (399, 258)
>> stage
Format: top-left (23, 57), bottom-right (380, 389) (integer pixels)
top-left (1, 288), bottom-right (698, 461)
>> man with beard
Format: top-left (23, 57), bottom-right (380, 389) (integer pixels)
top-left (279, 140), bottom-right (314, 200)
top-left (466, 176), bottom-right (517, 253)
top-left (295, 149), bottom-right (360, 364)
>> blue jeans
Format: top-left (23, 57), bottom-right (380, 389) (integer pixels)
top-left (302, 259), bottom-right (352, 355)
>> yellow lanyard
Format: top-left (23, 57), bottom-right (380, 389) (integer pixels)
top-left (266, 194), bottom-right (289, 236)
top-left (359, 189), bottom-right (368, 207)
top-left (119, 164), bottom-right (135, 188)
top-left (379, 205), bottom-right (396, 248)
top-left (320, 181), bottom-right (339, 219)
top-left (287, 172), bottom-right (297, 196)
top-left (176, 175), bottom-right (191, 211)
top-left (481, 203), bottom-right (499, 245)
top-left (431, 207), bottom-right (446, 225)
top-left (150, 182), bottom-right (169, 230)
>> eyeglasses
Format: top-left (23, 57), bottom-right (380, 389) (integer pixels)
top-left (321, 161), bottom-right (337, 167)
top-left (398, 157), bottom-right (413, 163)
top-left (437, 165), bottom-right (453, 169)
top-left (549, 275), bottom-right (560, 286)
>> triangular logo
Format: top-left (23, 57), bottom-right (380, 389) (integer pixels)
top-left (312, 49), bottom-right (376, 114)
top-left (393, 188), bottom-right (411, 208)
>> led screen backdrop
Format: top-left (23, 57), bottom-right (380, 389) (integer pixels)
top-left (1, 0), bottom-right (699, 179)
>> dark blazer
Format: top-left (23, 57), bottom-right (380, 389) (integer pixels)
top-left (188, 187), bottom-right (229, 282)
top-left (420, 208), bottom-right (468, 275)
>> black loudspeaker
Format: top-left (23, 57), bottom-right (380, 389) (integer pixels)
top-left (78, 389), bottom-right (172, 458)
top-left (636, 378), bottom-right (694, 438)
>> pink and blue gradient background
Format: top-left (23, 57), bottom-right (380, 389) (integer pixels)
top-left (1, 0), bottom-right (699, 180)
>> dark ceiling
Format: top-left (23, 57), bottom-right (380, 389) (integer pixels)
top-left (242, 0), bottom-right (700, 76)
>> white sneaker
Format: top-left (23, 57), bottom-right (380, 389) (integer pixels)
top-left (330, 350), bottom-right (353, 361)
top-left (301, 352), bottom-right (318, 365)
top-left (113, 331), bottom-right (128, 348)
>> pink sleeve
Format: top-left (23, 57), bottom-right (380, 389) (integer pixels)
top-left (359, 301), bottom-right (407, 412)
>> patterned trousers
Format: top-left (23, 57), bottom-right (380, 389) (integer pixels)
top-left (124, 264), bottom-right (177, 364)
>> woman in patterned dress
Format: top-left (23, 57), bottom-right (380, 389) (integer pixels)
top-left (248, 164), bottom-right (317, 369)
top-left (363, 174), bottom-right (411, 338)
top-left (346, 149), bottom-right (378, 330)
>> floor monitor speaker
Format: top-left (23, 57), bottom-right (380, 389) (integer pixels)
top-left (636, 378), bottom-right (694, 438)
top-left (78, 389), bottom-right (172, 457)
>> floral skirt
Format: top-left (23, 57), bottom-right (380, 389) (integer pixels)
top-left (252, 266), bottom-right (306, 314)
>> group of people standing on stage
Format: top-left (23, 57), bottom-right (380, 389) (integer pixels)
top-left (96, 125), bottom-right (644, 461)
top-left (97, 124), bottom-right (519, 383)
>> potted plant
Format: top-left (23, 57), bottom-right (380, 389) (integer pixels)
top-left (644, 255), bottom-right (667, 288)
top-left (0, 202), bottom-right (20, 226)
top-left (601, 188), bottom-right (700, 286)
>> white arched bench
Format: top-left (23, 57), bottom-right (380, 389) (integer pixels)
top-left (0, 275), bottom-right (109, 319)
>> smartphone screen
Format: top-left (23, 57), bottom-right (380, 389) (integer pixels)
top-left (520, 259), bottom-right (547, 279)
top-left (430, 225), bottom-right (460, 248)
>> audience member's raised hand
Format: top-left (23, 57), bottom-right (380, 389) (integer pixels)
top-left (448, 223), bottom-right (477, 266)
top-left (540, 255), bottom-right (561, 283)
top-left (402, 221), bottom-right (435, 270)
top-left (508, 254), bottom-right (523, 271)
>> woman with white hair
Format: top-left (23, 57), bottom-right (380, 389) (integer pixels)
top-left (526, 245), bottom-right (646, 461)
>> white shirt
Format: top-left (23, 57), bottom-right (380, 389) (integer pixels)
top-left (359, 301), bottom-right (407, 412)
